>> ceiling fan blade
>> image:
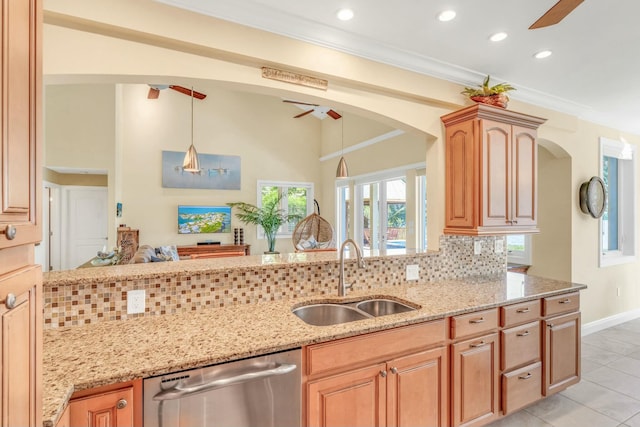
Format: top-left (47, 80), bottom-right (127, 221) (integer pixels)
top-left (294, 109), bottom-right (315, 118)
top-left (148, 88), bottom-right (160, 99)
top-left (529, 0), bottom-right (584, 29)
top-left (283, 100), bottom-right (320, 107)
top-left (169, 85), bottom-right (207, 99)
top-left (326, 109), bottom-right (342, 120)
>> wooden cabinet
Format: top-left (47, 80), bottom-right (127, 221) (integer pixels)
top-left (305, 320), bottom-right (448, 427)
top-left (441, 104), bottom-right (546, 235)
top-left (543, 311), bottom-right (581, 396)
top-left (0, 265), bottom-right (42, 427)
top-left (68, 380), bottom-right (142, 427)
top-left (55, 404), bottom-right (70, 427)
top-left (0, 0), bottom-right (42, 249)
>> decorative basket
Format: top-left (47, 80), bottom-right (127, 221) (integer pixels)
top-left (292, 201), bottom-right (336, 252)
top-left (470, 93), bottom-right (509, 109)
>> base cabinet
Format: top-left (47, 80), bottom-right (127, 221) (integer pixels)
top-left (68, 380), bottom-right (142, 427)
top-left (543, 311), bottom-right (581, 395)
top-left (451, 333), bottom-right (500, 427)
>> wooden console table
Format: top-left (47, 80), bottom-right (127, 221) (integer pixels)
top-left (177, 244), bottom-right (251, 259)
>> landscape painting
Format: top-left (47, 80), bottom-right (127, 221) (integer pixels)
top-left (178, 205), bottom-right (232, 234)
top-left (162, 151), bottom-right (241, 189)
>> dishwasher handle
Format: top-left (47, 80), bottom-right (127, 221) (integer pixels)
top-left (153, 363), bottom-right (297, 401)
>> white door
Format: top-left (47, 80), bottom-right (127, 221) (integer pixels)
top-left (62, 187), bottom-right (108, 269)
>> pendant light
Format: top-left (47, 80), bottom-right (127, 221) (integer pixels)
top-left (182, 87), bottom-right (200, 173)
top-left (336, 115), bottom-right (349, 178)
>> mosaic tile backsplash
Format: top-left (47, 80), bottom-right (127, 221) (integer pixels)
top-left (43, 235), bottom-right (506, 328)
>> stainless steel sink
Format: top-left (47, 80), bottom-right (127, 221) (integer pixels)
top-left (292, 304), bottom-right (369, 326)
top-left (292, 297), bottom-right (417, 326)
top-left (356, 299), bottom-right (414, 317)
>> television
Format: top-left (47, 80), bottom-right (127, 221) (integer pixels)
top-left (178, 205), bottom-right (232, 234)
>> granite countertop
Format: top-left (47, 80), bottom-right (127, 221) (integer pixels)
top-left (42, 272), bottom-right (586, 426)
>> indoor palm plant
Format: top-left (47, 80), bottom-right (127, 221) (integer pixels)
top-left (228, 192), bottom-right (302, 254)
top-left (461, 75), bottom-right (516, 108)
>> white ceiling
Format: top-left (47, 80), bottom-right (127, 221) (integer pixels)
top-left (155, 0), bottom-right (640, 135)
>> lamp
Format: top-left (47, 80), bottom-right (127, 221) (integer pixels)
top-left (182, 87), bottom-right (200, 173)
top-left (336, 115), bottom-right (349, 178)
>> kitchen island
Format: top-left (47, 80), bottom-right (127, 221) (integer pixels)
top-left (43, 271), bottom-right (586, 426)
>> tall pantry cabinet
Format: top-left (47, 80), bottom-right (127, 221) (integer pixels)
top-left (0, 0), bottom-right (43, 426)
top-left (441, 104), bottom-right (546, 235)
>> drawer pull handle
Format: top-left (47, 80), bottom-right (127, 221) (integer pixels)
top-left (517, 331), bottom-right (530, 337)
top-left (1, 225), bottom-right (16, 241)
top-left (516, 307), bottom-right (530, 313)
top-left (469, 317), bottom-right (485, 324)
top-left (470, 340), bottom-right (486, 348)
top-left (559, 299), bottom-right (571, 304)
top-left (380, 370), bottom-right (387, 378)
top-left (1, 294), bottom-right (16, 310)
top-left (390, 367), bottom-right (398, 374)
top-left (518, 373), bottom-right (532, 380)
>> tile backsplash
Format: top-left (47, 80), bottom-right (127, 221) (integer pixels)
top-left (43, 235), bottom-right (506, 328)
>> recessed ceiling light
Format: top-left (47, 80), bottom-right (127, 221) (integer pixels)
top-left (489, 32), bottom-right (508, 42)
top-left (437, 10), bottom-right (456, 22)
top-left (534, 50), bottom-right (553, 59)
top-left (336, 8), bottom-right (354, 21)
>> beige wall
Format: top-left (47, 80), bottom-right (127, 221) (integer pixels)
top-left (42, 0), bottom-right (640, 325)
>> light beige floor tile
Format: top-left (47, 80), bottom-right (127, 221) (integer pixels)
top-left (597, 328), bottom-right (640, 345)
top-left (583, 333), bottom-right (640, 356)
top-left (560, 379), bottom-right (640, 422)
top-left (583, 366), bottom-right (640, 400)
top-left (525, 394), bottom-right (619, 427)
top-left (582, 342), bottom-right (626, 365)
top-left (486, 410), bottom-right (553, 427)
top-left (581, 358), bottom-right (605, 374)
top-left (609, 357), bottom-right (640, 378)
top-left (623, 411), bottom-right (640, 427)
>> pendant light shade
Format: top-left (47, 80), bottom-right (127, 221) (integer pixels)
top-left (183, 87), bottom-right (200, 173)
top-left (336, 114), bottom-right (349, 178)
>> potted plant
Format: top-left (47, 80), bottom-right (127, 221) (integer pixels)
top-left (461, 75), bottom-right (516, 108)
top-left (228, 192), bottom-right (302, 254)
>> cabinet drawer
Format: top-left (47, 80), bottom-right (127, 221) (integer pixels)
top-left (501, 321), bottom-right (540, 371)
top-left (543, 293), bottom-right (580, 317)
top-left (451, 308), bottom-right (498, 340)
top-left (501, 300), bottom-right (540, 328)
top-left (306, 320), bottom-right (446, 377)
top-left (502, 362), bottom-right (542, 414)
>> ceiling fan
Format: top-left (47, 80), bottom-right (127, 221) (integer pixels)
top-left (283, 100), bottom-right (342, 120)
top-left (529, 0), bottom-right (584, 29)
top-left (147, 84), bottom-right (207, 100)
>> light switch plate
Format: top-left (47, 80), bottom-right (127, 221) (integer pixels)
top-left (127, 289), bottom-right (146, 314)
top-left (473, 240), bottom-right (482, 255)
top-left (494, 239), bottom-right (504, 253)
top-left (406, 264), bottom-right (419, 281)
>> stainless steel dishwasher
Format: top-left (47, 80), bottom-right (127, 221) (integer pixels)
top-left (143, 349), bottom-right (301, 427)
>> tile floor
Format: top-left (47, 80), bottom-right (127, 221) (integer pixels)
top-left (488, 318), bottom-right (640, 427)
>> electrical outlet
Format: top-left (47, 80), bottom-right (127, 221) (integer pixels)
top-left (494, 239), bottom-right (504, 253)
top-left (473, 240), bottom-right (482, 255)
top-left (406, 264), bottom-right (419, 281)
top-left (127, 289), bottom-right (146, 314)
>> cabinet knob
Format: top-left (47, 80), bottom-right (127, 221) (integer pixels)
top-left (1, 225), bottom-right (16, 240)
top-left (379, 370), bottom-right (387, 378)
top-left (390, 367), bottom-right (398, 375)
top-left (116, 399), bottom-right (127, 410)
top-left (2, 294), bottom-right (16, 310)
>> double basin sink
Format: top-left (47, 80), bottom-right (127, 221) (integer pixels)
top-left (292, 298), bottom-right (418, 326)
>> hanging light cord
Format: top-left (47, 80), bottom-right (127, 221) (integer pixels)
top-left (191, 87), bottom-right (194, 145)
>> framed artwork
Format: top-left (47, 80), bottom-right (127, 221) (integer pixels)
top-left (178, 205), bottom-right (232, 234)
top-left (162, 151), bottom-right (241, 189)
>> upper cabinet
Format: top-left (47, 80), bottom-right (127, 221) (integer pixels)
top-left (441, 104), bottom-right (546, 235)
top-left (0, 0), bottom-right (42, 249)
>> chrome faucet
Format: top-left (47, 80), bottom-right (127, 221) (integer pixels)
top-left (338, 239), bottom-right (366, 296)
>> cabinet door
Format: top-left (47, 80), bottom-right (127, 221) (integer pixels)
top-left (481, 120), bottom-right (511, 228)
top-left (543, 312), bottom-right (581, 395)
top-left (387, 346), bottom-right (448, 427)
top-left (0, 265), bottom-right (42, 427)
top-left (69, 387), bottom-right (134, 427)
top-left (451, 333), bottom-right (500, 427)
top-left (511, 126), bottom-right (537, 227)
top-left (307, 363), bottom-right (386, 427)
top-left (445, 119), bottom-right (476, 229)
top-left (0, 0), bottom-right (42, 249)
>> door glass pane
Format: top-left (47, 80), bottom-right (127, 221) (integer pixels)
top-left (386, 179), bottom-right (406, 249)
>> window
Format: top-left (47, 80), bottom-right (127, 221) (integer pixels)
top-left (257, 181), bottom-right (314, 238)
top-left (507, 234), bottom-right (532, 265)
top-left (599, 137), bottom-right (636, 267)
